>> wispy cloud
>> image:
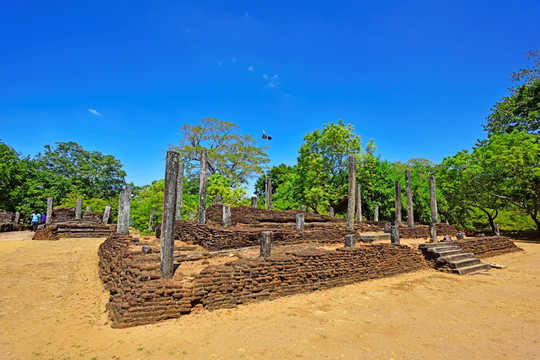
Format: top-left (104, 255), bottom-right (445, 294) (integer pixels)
top-left (88, 109), bottom-right (102, 116)
top-left (232, 57), bottom-right (238, 62)
top-left (263, 74), bottom-right (279, 88)
top-left (247, 65), bottom-right (255, 72)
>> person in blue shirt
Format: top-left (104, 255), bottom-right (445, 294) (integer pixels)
top-left (30, 211), bottom-right (41, 232)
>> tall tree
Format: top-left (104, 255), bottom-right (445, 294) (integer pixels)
top-left (171, 118), bottom-right (269, 186)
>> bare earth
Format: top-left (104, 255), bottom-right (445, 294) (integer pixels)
top-left (0, 231), bottom-right (539, 360)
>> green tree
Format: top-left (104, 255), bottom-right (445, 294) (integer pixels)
top-left (253, 163), bottom-right (297, 210)
top-left (207, 174), bottom-right (249, 207)
top-left (171, 118), bottom-right (269, 186)
top-left (0, 141), bottom-right (30, 212)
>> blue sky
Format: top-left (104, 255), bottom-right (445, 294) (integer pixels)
top-left (1, 0), bottom-right (539, 191)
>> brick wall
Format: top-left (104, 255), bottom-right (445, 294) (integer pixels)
top-left (456, 236), bottom-right (523, 258)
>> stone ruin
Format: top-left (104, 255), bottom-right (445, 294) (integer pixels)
top-left (0, 211), bottom-right (25, 232)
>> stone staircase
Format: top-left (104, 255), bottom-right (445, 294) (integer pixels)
top-left (419, 242), bottom-right (491, 275)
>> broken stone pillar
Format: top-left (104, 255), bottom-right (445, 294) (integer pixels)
top-left (75, 198), bottom-right (83, 220)
top-left (189, 211), bottom-right (194, 221)
top-left (216, 195), bottom-right (222, 205)
top-left (429, 176), bottom-right (438, 224)
top-left (161, 150), bottom-right (179, 279)
top-left (346, 155), bottom-right (357, 231)
top-left (356, 184), bottom-right (362, 222)
top-left (395, 181), bottom-right (402, 225)
top-left (175, 162), bottom-right (184, 220)
top-left (260, 231), bottom-right (273, 258)
top-left (86, 205), bottom-right (91, 213)
top-left (456, 231), bottom-right (464, 240)
top-left (384, 222), bottom-right (391, 233)
top-left (301, 205), bottom-right (306, 212)
top-left (117, 186), bottom-right (131, 234)
top-left (46, 197), bottom-right (53, 224)
top-left (391, 225), bottom-right (400, 245)
top-left (148, 210), bottom-right (154, 231)
top-left (198, 150), bottom-right (208, 224)
top-left (329, 207), bottom-right (334, 217)
top-left (345, 234), bottom-right (355, 248)
top-left (494, 223), bottom-right (500, 236)
top-left (223, 205), bottom-right (231, 227)
top-left (374, 205), bottom-right (379, 222)
top-left (102, 205), bottom-right (111, 224)
top-left (405, 170), bottom-right (414, 228)
top-left (14, 212), bottom-right (20, 224)
top-left (251, 195), bottom-right (257, 209)
top-left (430, 223), bottom-right (437, 243)
top-left (296, 213), bottom-right (305, 230)
top-left (266, 177), bottom-right (273, 210)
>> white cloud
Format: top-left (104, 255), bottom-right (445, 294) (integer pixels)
top-left (88, 109), bottom-right (102, 116)
top-left (247, 65), bottom-right (254, 72)
top-left (267, 81), bottom-right (278, 88)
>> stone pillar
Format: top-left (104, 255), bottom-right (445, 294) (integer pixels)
top-left (456, 231), bottom-right (464, 240)
top-left (86, 205), bottom-right (91, 213)
top-left (102, 205), bottom-right (111, 224)
top-left (161, 150), bottom-right (179, 279)
top-left (374, 205), bottom-right (379, 222)
top-left (329, 207), bottom-right (334, 217)
top-left (14, 212), bottom-right (20, 224)
top-left (46, 197), bottom-right (53, 224)
top-left (148, 210), bottom-right (154, 231)
top-left (391, 225), bottom-right (400, 244)
top-left (189, 211), bottom-right (194, 221)
top-left (296, 213), bottom-right (305, 230)
top-left (346, 155), bottom-right (357, 231)
top-left (395, 181), bottom-right (402, 225)
top-left (429, 176), bottom-right (438, 224)
top-left (223, 205), bottom-right (231, 227)
top-left (494, 223), bottom-right (500, 236)
top-left (405, 170), bottom-right (414, 228)
top-left (345, 234), bottom-right (355, 248)
top-left (117, 186), bottom-right (131, 234)
top-left (260, 231), bottom-right (273, 258)
top-left (251, 196), bottom-right (257, 209)
top-left (216, 195), bottom-right (222, 205)
top-left (175, 162), bottom-right (184, 220)
top-left (430, 223), bottom-right (437, 243)
top-left (75, 198), bottom-right (83, 220)
top-left (356, 184), bottom-right (362, 222)
top-left (198, 150), bottom-right (208, 224)
top-left (266, 177), bottom-right (273, 210)
top-left (301, 205), bottom-right (306, 212)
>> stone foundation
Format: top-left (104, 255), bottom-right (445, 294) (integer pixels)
top-left (456, 236), bottom-right (523, 258)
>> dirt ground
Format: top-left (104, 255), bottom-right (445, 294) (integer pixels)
top-left (0, 231), bottom-right (539, 360)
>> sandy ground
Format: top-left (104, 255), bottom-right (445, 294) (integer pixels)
top-left (0, 231), bottom-right (539, 360)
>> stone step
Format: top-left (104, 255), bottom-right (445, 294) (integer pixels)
top-left (419, 242), bottom-right (458, 249)
top-left (452, 263), bottom-right (491, 275)
top-left (439, 253), bottom-right (475, 262)
top-left (426, 245), bottom-right (460, 253)
top-left (436, 249), bottom-right (464, 257)
top-left (448, 258), bottom-right (481, 269)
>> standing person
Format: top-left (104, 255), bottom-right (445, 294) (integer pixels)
top-left (30, 211), bottom-right (41, 232)
top-left (41, 213), bottom-right (46, 224)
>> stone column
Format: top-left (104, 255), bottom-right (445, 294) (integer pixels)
top-left (161, 151), bottom-right (179, 279)
top-left (494, 224), bottom-right (500, 236)
top-left (198, 150), bottom-right (208, 224)
top-left (75, 198), bottom-right (83, 220)
top-left (189, 211), bottom-right (194, 221)
top-left (391, 225), bottom-right (400, 244)
top-left (395, 181), bottom-right (402, 225)
top-left (329, 207), bottom-right (334, 217)
top-left (345, 234), bottom-right (355, 248)
top-left (216, 195), bottom-right (222, 205)
top-left (430, 223), bottom-right (437, 243)
top-left (85, 205), bottom-right (91, 213)
top-left (102, 205), bottom-right (111, 224)
top-left (405, 170), bottom-right (414, 228)
top-left (429, 176), bottom-right (438, 224)
top-left (223, 205), bottom-right (231, 227)
top-left (266, 177), bottom-right (273, 210)
top-left (46, 197), bottom-right (53, 224)
top-left (374, 205), bottom-right (379, 222)
top-left (14, 212), bottom-right (20, 224)
top-left (260, 231), bottom-right (273, 258)
top-left (251, 196), bottom-right (257, 209)
top-left (356, 184), bottom-right (362, 222)
top-left (456, 231), bottom-right (464, 240)
top-left (346, 155), bottom-right (357, 231)
top-left (296, 213), bottom-right (305, 230)
top-left (117, 186), bottom-right (131, 234)
top-left (301, 205), bottom-right (306, 212)
top-left (148, 210), bottom-right (154, 231)
top-left (175, 162), bottom-right (184, 220)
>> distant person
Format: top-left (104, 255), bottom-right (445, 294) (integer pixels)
top-left (30, 211), bottom-right (41, 232)
top-left (41, 213), bottom-right (46, 224)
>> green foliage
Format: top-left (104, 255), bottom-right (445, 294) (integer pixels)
top-left (207, 174), bottom-right (249, 207)
top-left (130, 180), bottom-right (164, 232)
top-left (0, 142), bottom-right (30, 212)
top-left (254, 163), bottom-right (297, 210)
top-left (171, 118), bottom-right (268, 186)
